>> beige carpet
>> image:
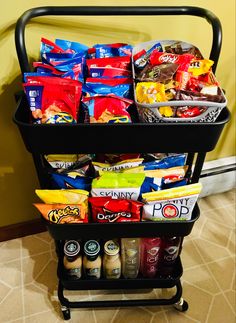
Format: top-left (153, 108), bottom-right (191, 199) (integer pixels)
top-left (0, 189), bottom-right (235, 323)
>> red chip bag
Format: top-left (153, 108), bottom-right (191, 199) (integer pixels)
top-left (86, 56), bottom-right (131, 71)
top-left (24, 76), bottom-right (82, 123)
top-left (82, 95), bottom-right (132, 123)
top-left (89, 197), bottom-right (143, 223)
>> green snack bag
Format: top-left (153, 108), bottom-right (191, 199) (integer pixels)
top-left (91, 172), bottom-right (145, 200)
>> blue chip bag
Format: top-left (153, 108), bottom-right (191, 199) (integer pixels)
top-left (51, 173), bottom-right (92, 191)
top-left (140, 177), bottom-right (161, 196)
top-left (82, 83), bottom-right (133, 99)
top-left (55, 39), bottom-right (88, 54)
top-left (142, 154), bottom-right (186, 170)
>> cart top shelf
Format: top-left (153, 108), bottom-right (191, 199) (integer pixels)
top-left (13, 6), bottom-right (230, 155)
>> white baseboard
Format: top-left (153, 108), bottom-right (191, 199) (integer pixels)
top-left (199, 156), bottom-right (236, 197)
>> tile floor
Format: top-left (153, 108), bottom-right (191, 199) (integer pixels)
top-left (0, 189), bottom-right (235, 323)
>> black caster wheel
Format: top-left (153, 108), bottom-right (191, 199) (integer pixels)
top-left (174, 298), bottom-right (189, 312)
top-left (61, 306), bottom-right (71, 320)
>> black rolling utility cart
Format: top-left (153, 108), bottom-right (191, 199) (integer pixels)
top-left (14, 6), bottom-right (230, 321)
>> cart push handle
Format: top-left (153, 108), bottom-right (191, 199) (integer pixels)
top-left (15, 6), bottom-right (222, 75)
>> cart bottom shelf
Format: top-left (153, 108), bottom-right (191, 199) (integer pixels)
top-left (58, 279), bottom-right (188, 320)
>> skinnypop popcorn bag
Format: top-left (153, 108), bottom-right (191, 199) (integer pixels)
top-left (141, 183), bottom-right (202, 221)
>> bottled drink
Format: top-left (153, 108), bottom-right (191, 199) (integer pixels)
top-left (83, 240), bottom-right (102, 279)
top-left (159, 236), bottom-right (181, 277)
top-left (63, 240), bottom-right (82, 279)
top-left (121, 238), bottom-right (140, 279)
top-left (140, 238), bottom-right (162, 278)
top-left (103, 240), bottom-right (121, 279)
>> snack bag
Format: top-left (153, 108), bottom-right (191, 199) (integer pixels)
top-left (86, 56), bottom-right (131, 72)
top-left (124, 165), bottom-right (188, 182)
top-left (40, 38), bottom-right (65, 56)
top-left (142, 154), bottom-right (186, 170)
top-left (35, 188), bottom-right (89, 204)
top-left (188, 59), bottom-right (214, 76)
top-left (55, 39), bottom-right (88, 54)
top-left (140, 176), bottom-right (161, 194)
top-left (86, 77), bottom-right (133, 86)
top-left (34, 187), bottom-right (89, 223)
top-left (34, 203), bottom-right (88, 223)
top-left (82, 95), bottom-right (132, 123)
top-left (51, 173), bottom-right (93, 191)
top-left (91, 172), bottom-right (145, 200)
top-left (82, 83), bottom-right (132, 99)
top-left (136, 82), bottom-right (167, 104)
top-left (92, 158), bottom-right (143, 172)
top-left (44, 154), bottom-right (80, 169)
top-left (24, 76), bottom-right (82, 123)
top-left (92, 43), bottom-right (132, 58)
top-left (134, 42), bottom-right (163, 69)
top-left (150, 51), bottom-right (194, 72)
top-left (141, 183), bottom-right (202, 221)
top-left (135, 63), bottom-right (179, 83)
top-left (89, 197), bottom-right (143, 222)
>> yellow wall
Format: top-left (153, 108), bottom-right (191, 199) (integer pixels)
top-left (0, 0), bottom-right (235, 226)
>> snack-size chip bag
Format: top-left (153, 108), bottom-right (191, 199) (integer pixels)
top-left (92, 158), bottom-right (143, 172)
top-left (51, 173), bottom-right (93, 191)
top-left (55, 39), bottom-right (88, 54)
top-left (86, 56), bottom-right (131, 71)
top-left (141, 183), bottom-right (202, 221)
top-left (142, 154), bottom-right (186, 170)
top-left (35, 188), bottom-right (89, 204)
top-left (82, 95), bottom-right (132, 123)
top-left (45, 154), bottom-right (80, 169)
top-left (86, 77), bottom-right (132, 86)
top-left (34, 203), bottom-right (88, 223)
top-left (89, 197), bottom-right (143, 223)
top-left (91, 172), bottom-right (145, 200)
top-left (93, 43), bottom-right (132, 58)
top-left (40, 38), bottom-right (65, 56)
top-left (82, 83), bottom-right (132, 99)
top-left (24, 76), bottom-right (82, 123)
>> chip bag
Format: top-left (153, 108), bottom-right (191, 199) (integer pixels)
top-left (35, 188), bottom-right (89, 204)
top-left (34, 188), bottom-right (89, 223)
top-left (82, 95), bottom-right (132, 123)
top-left (45, 154), bottom-right (80, 169)
top-left (34, 203), bottom-right (88, 223)
top-left (93, 158), bottom-right (143, 172)
top-left (51, 173), bottom-right (93, 191)
top-left (91, 172), bottom-right (145, 200)
top-left (141, 183), bottom-right (202, 221)
top-left (89, 197), bottom-right (143, 223)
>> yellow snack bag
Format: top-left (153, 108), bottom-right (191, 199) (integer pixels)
top-left (136, 82), bottom-right (167, 104)
top-left (188, 59), bottom-right (214, 76)
top-left (35, 189), bottom-right (89, 204)
top-left (141, 183), bottom-right (202, 221)
top-left (159, 106), bottom-right (174, 117)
